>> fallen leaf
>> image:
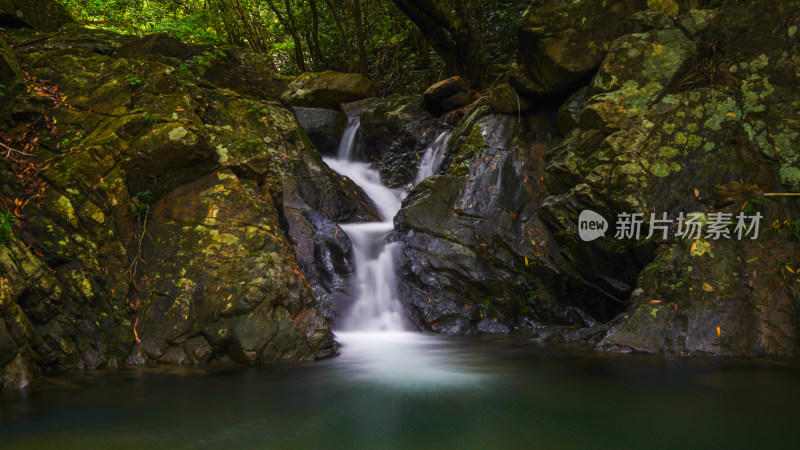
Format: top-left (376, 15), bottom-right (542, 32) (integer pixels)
top-left (649, 300), bottom-right (661, 303)
top-left (694, 188), bottom-right (700, 197)
top-left (716, 326), bottom-right (721, 337)
top-left (702, 283), bottom-right (714, 292)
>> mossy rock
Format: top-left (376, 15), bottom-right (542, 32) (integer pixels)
top-left (0, 0), bottom-right (74, 32)
top-left (287, 71), bottom-right (377, 110)
top-left (516, 0), bottom-right (649, 95)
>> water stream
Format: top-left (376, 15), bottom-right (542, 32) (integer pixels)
top-left (322, 121), bottom-right (478, 386)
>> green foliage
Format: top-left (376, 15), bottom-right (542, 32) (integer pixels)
top-left (768, 218), bottom-right (800, 242)
top-left (517, 291), bottom-right (543, 315)
top-left (133, 190), bottom-right (152, 217)
top-left (527, 290), bottom-right (543, 302)
top-left (645, 250), bottom-right (669, 270)
top-left (177, 50), bottom-right (226, 84)
top-left (0, 82), bottom-right (6, 97)
top-left (128, 76), bottom-right (142, 86)
top-left (743, 197), bottom-right (770, 215)
top-left (478, 297), bottom-right (497, 319)
top-left (144, 113), bottom-right (162, 126)
top-left (0, 211), bottom-right (19, 244)
top-left (63, 0), bottom-right (528, 90)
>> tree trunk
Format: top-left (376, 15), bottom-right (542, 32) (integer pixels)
top-left (388, 0), bottom-right (486, 87)
top-left (283, 0), bottom-right (307, 73)
top-left (324, 0), bottom-right (356, 72)
top-left (265, 0), bottom-right (307, 73)
top-left (309, 0), bottom-right (326, 71)
top-left (352, 0), bottom-right (369, 76)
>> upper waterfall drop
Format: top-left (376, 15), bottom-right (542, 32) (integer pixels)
top-left (336, 117), bottom-right (361, 161)
top-left (415, 130), bottom-right (453, 185)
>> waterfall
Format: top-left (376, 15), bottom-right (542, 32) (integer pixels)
top-left (323, 119), bottom-right (406, 331)
top-left (323, 120), bottom-right (451, 332)
top-left (415, 130), bottom-right (453, 184)
top-left (323, 119), bottom-right (487, 389)
top-left (336, 117), bottom-right (360, 160)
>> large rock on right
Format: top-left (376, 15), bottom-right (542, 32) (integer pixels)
top-left (542, 0), bottom-right (800, 356)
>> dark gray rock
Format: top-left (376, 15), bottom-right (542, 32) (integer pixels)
top-left (294, 107), bottom-right (347, 155)
top-left (359, 95), bottom-right (446, 188)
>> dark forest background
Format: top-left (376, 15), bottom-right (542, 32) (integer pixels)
top-left (60, 0), bottom-right (528, 92)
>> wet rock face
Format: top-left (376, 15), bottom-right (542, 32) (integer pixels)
top-left (395, 113), bottom-right (605, 335)
top-left (358, 95), bottom-right (446, 188)
top-left (286, 71), bottom-right (377, 110)
top-left (294, 107), bottom-right (347, 155)
top-left (0, 25), bottom-right (383, 387)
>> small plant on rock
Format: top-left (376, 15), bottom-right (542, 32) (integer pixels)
top-left (0, 211), bottom-right (19, 244)
top-left (133, 190), bottom-right (152, 218)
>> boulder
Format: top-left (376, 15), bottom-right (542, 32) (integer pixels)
top-left (485, 83), bottom-right (530, 116)
top-left (115, 32), bottom-right (198, 62)
top-left (115, 34), bottom-right (287, 100)
top-left (0, 0), bottom-right (74, 32)
top-left (516, 0), bottom-right (648, 96)
top-left (294, 107), bottom-right (347, 154)
top-left (137, 170), bottom-right (334, 364)
top-left (557, 86), bottom-right (589, 135)
top-left (422, 76), bottom-right (471, 116)
top-left (358, 95), bottom-right (445, 187)
top-left (287, 71), bottom-right (377, 110)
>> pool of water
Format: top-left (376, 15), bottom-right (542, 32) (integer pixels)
top-left (2, 333), bottom-right (799, 448)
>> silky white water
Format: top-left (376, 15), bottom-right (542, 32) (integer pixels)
top-left (415, 129), bottom-right (453, 184)
top-left (323, 121), bottom-right (484, 388)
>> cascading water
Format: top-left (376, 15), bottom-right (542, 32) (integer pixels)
top-left (323, 119), bottom-right (406, 332)
top-left (415, 129), bottom-right (453, 184)
top-left (336, 117), bottom-right (361, 161)
top-left (324, 121), bottom-right (485, 388)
